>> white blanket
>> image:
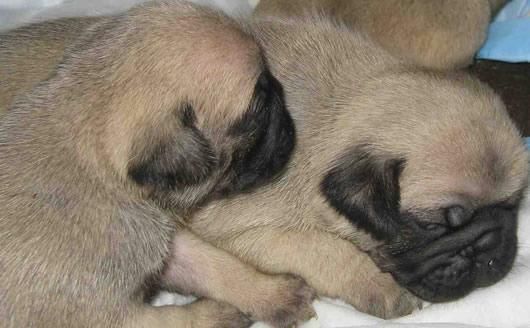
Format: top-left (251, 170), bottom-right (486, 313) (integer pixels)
top-left (0, 0), bottom-right (254, 31)
top-left (2, 1), bottom-right (529, 327)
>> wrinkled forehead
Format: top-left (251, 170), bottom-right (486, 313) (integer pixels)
top-left (399, 129), bottom-right (529, 211)
top-left (334, 73), bottom-right (529, 211)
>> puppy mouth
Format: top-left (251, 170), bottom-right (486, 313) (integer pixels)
top-left (372, 207), bottom-right (517, 302)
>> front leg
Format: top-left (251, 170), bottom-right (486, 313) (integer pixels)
top-left (200, 227), bottom-right (421, 319)
top-left (160, 230), bottom-right (316, 327)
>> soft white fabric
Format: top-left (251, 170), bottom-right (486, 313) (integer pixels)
top-left (1, 1), bottom-right (529, 327)
top-left (0, 0), bottom-right (253, 31)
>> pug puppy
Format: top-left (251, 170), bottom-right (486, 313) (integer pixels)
top-left (185, 15), bottom-right (529, 319)
top-left (0, 2), bottom-right (315, 327)
top-left (254, 0), bottom-right (507, 70)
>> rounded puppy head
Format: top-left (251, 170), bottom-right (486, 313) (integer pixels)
top-left (318, 72), bottom-right (528, 302)
top-left (50, 2), bottom-right (294, 208)
top-left (255, 0), bottom-right (497, 70)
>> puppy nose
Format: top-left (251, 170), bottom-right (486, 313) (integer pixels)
top-left (445, 206), bottom-right (472, 228)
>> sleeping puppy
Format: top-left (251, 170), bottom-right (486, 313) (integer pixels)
top-left (186, 15), bottom-right (529, 319)
top-left (254, 0), bottom-right (507, 70)
top-left (0, 2), bottom-right (315, 327)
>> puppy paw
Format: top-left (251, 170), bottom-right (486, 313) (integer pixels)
top-left (348, 273), bottom-right (422, 319)
top-left (362, 288), bottom-right (421, 319)
top-left (190, 299), bottom-right (252, 328)
top-left (250, 274), bottom-right (317, 328)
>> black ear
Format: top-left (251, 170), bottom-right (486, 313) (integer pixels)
top-left (128, 104), bottom-right (217, 191)
top-left (222, 70), bottom-right (295, 194)
top-left (320, 147), bottom-right (404, 241)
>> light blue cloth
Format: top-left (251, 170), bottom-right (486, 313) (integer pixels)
top-left (477, 0), bottom-right (530, 62)
top-left (526, 137), bottom-right (530, 150)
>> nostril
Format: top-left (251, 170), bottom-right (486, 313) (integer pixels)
top-left (474, 230), bottom-right (501, 252)
top-left (446, 206), bottom-right (472, 228)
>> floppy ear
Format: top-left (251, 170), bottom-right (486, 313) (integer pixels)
top-left (128, 104), bottom-right (217, 191)
top-left (320, 147), bottom-right (404, 241)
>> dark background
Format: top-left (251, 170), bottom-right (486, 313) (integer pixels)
top-left (471, 61), bottom-right (529, 137)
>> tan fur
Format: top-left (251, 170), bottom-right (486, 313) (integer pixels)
top-left (0, 17), bottom-right (100, 114)
top-left (0, 2), bottom-right (310, 327)
top-left (160, 230), bottom-right (316, 326)
top-left (186, 16), bottom-right (529, 318)
top-left (254, 0), bottom-right (507, 70)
